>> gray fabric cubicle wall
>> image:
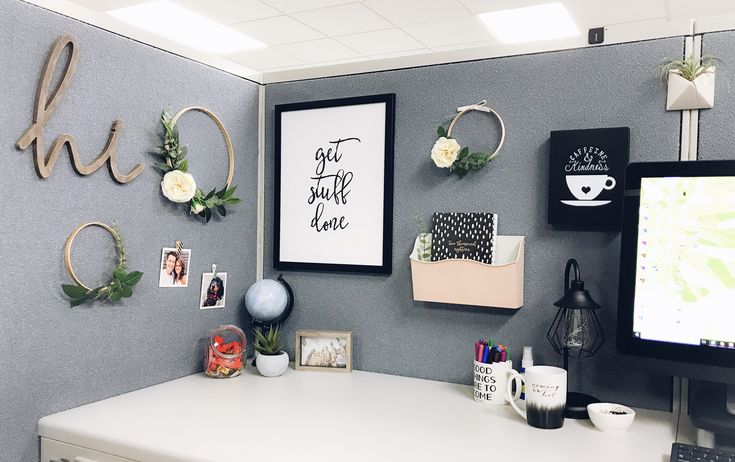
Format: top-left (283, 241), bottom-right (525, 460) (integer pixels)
top-left (0, 1), bottom-right (259, 461)
top-left (265, 38), bottom-right (684, 410)
top-left (698, 30), bottom-right (735, 160)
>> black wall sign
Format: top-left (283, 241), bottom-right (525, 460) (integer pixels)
top-left (548, 127), bottom-right (630, 231)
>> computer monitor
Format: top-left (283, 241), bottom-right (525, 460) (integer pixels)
top-left (617, 160), bottom-right (735, 437)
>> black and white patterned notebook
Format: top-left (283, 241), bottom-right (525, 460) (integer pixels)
top-left (430, 212), bottom-right (498, 264)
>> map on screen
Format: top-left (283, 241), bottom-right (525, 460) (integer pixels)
top-left (633, 176), bottom-right (735, 348)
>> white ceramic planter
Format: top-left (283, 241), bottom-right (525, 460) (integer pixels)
top-left (255, 351), bottom-right (289, 377)
top-left (666, 68), bottom-right (715, 111)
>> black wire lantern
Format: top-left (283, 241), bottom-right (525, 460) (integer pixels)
top-left (546, 258), bottom-right (604, 419)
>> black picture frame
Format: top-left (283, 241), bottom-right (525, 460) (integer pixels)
top-left (274, 94), bottom-right (395, 274)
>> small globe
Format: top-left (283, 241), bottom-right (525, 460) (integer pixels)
top-left (245, 278), bottom-right (290, 322)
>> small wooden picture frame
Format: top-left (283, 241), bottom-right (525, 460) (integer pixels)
top-left (295, 330), bottom-right (352, 372)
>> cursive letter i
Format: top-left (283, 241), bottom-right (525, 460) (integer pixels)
top-left (15, 35), bottom-right (144, 184)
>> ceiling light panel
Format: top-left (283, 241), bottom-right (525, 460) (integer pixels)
top-left (107, 0), bottom-right (266, 54)
top-left (478, 2), bottom-right (580, 44)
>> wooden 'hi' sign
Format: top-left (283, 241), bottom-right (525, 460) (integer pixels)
top-left (16, 35), bottom-right (144, 184)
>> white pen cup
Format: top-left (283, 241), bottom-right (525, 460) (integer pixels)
top-left (473, 360), bottom-right (513, 405)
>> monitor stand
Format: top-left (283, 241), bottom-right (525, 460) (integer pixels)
top-left (690, 383), bottom-right (735, 445)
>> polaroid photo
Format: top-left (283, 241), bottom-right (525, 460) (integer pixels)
top-left (200, 272), bottom-right (227, 309)
top-left (159, 247), bottom-right (191, 288)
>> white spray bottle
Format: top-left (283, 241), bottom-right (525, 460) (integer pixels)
top-left (520, 346), bottom-right (534, 400)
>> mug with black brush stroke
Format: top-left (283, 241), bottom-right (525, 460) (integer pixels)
top-left (506, 366), bottom-right (567, 429)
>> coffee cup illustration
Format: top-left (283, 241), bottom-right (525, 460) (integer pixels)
top-left (565, 175), bottom-right (616, 201)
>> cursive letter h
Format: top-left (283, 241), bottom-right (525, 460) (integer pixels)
top-left (16, 36), bottom-right (144, 184)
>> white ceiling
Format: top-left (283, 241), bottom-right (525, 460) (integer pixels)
top-left (34, 0), bottom-right (735, 81)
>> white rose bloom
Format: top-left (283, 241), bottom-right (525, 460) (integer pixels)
top-left (431, 137), bottom-right (460, 168)
top-left (191, 203), bottom-right (205, 214)
top-left (161, 170), bottom-right (197, 203)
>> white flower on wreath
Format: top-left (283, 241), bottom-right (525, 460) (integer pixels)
top-left (431, 137), bottom-right (460, 168)
top-left (191, 202), bottom-right (205, 214)
top-left (161, 170), bottom-right (197, 203)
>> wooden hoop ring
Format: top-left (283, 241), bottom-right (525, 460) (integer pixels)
top-left (171, 106), bottom-right (235, 189)
top-left (446, 106), bottom-right (506, 161)
top-left (64, 222), bottom-right (120, 291)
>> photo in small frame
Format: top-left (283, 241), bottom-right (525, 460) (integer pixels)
top-left (159, 247), bottom-right (191, 288)
top-left (200, 272), bottom-right (227, 309)
top-left (295, 330), bottom-right (352, 372)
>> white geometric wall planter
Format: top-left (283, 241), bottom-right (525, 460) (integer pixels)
top-left (666, 68), bottom-right (716, 111)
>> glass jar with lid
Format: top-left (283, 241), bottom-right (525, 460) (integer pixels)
top-left (204, 325), bottom-right (247, 378)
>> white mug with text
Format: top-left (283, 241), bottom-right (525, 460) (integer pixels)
top-left (506, 365), bottom-right (567, 429)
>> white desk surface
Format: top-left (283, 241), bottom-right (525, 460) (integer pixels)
top-left (38, 364), bottom-right (677, 462)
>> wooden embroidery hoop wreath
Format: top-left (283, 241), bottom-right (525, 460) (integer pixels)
top-left (447, 100), bottom-right (506, 161)
top-left (170, 106), bottom-right (235, 190)
top-left (64, 222), bottom-right (120, 291)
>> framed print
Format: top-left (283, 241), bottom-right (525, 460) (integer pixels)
top-left (274, 94), bottom-right (395, 274)
top-left (295, 330), bottom-right (352, 373)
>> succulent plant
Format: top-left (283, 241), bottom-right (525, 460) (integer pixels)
top-left (659, 54), bottom-right (719, 83)
top-left (254, 325), bottom-right (283, 356)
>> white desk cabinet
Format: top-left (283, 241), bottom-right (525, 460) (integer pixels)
top-left (41, 438), bottom-right (136, 462)
top-left (39, 365), bottom-right (677, 462)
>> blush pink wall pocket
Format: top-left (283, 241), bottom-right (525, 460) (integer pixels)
top-left (410, 235), bottom-right (524, 309)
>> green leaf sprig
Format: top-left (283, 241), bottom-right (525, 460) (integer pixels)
top-left (436, 125), bottom-right (492, 179)
top-left (190, 185), bottom-right (241, 223)
top-left (154, 111), bottom-right (189, 174)
top-left (154, 110), bottom-right (241, 222)
top-left (61, 228), bottom-right (143, 307)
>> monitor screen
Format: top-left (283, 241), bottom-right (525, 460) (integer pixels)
top-left (617, 161), bottom-right (735, 369)
top-left (632, 176), bottom-right (735, 349)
